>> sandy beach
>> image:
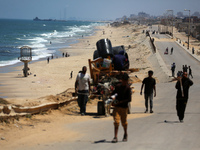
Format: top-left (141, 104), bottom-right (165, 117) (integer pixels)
top-left (2, 23), bottom-right (199, 149)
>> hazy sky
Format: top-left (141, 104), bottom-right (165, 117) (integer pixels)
top-left (0, 0), bottom-right (199, 20)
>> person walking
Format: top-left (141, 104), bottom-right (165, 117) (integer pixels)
top-left (70, 71), bottom-right (73, 79)
top-left (140, 70), bottom-right (156, 113)
top-left (188, 66), bottom-right (193, 78)
top-left (47, 57), bottom-right (49, 64)
top-left (175, 72), bottom-right (193, 122)
top-left (171, 47), bottom-right (173, 55)
top-left (183, 65), bottom-right (188, 73)
top-left (112, 50), bottom-right (128, 71)
top-left (75, 66), bottom-right (91, 116)
top-left (164, 47), bottom-right (168, 54)
top-left (171, 62), bottom-right (176, 77)
top-left (111, 73), bottom-right (132, 143)
top-left (192, 47), bottom-right (195, 54)
top-left (182, 65), bottom-right (185, 72)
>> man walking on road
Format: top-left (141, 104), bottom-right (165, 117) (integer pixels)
top-left (171, 47), bottom-right (173, 55)
top-left (140, 70), bottom-right (156, 113)
top-left (171, 62), bottom-right (176, 77)
top-left (188, 66), bottom-right (193, 78)
top-left (75, 66), bottom-right (91, 116)
top-left (175, 72), bottom-right (193, 122)
top-left (111, 73), bottom-right (132, 143)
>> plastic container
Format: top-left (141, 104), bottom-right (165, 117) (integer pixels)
top-left (102, 58), bottom-right (112, 68)
top-left (96, 39), bottom-right (113, 58)
top-left (98, 101), bottom-right (105, 115)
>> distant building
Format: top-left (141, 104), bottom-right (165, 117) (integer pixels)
top-left (138, 12), bottom-right (150, 18)
top-left (183, 16), bottom-right (200, 23)
top-left (175, 17), bottom-right (200, 40)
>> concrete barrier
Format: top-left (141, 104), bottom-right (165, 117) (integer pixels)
top-left (149, 36), bottom-right (156, 53)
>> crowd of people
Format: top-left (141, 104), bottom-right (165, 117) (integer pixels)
top-left (73, 43), bottom-right (194, 143)
top-left (163, 47), bottom-right (194, 79)
top-left (171, 63), bottom-right (193, 79)
top-left (74, 62), bottom-right (193, 143)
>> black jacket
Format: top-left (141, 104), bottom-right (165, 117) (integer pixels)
top-left (176, 77), bottom-right (193, 99)
top-left (112, 83), bottom-right (132, 108)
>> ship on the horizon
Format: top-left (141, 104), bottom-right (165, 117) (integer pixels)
top-left (33, 17), bottom-right (66, 22)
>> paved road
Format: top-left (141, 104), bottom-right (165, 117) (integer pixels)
top-left (20, 28), bottom-right (200, 150)
top-left (154, 34), bottom-right (200, 83)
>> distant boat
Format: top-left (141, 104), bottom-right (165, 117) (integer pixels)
top-left (33, 17), bottom-right (53, 21)
top-left (33, 17), bottom-right (67, 22)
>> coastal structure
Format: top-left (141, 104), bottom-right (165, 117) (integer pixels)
top-left (19, 46), bottom-right (32, 77)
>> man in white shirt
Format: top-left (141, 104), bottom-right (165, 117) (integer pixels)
top-left (75, 66), bottom-right (91, 116)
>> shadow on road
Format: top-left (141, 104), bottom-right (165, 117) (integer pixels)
top-left (85, 112), bottom-right (109, 119)
top-left (157, 120), bottom-right (180, 124)
top-left (93, 139), bottom-right (112, 144)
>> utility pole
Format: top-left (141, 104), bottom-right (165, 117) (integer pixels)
top-left (167, 10), bottom-right (173, 38)
top-left (184, 9), bottom-right (191, 50)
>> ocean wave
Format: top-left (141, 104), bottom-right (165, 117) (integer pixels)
top-left (40, 23), bottom-right (103, 40)
top-left (32, 37), bottom-right (48, 43)
top-left (0, 50), bottom-right (10, 53)
top-left (31, 53), bottom-right (52, 61)
top-left (23, 37), bottom-right (48, 50)
top-left (0, 20), bottom-right (105, 67)
top-left (32, 48), bottom-right (55, 57)
top-left (0, 49), bottom-right (53, 67)
top-left (0, 59), bottom-right (20, 67)
top-left (69, 26), bottom-right (86, 33)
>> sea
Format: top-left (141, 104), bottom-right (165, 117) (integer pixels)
top-left (0, 19), bottom-right (105, 69)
